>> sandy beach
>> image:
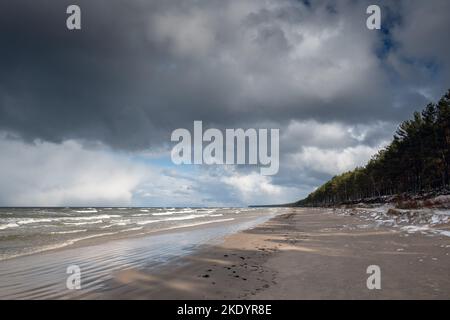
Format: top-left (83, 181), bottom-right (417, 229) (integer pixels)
top-left (100, 208), bottom-right (450, 300)
top-left (1, 207), bottom-right (449, 299)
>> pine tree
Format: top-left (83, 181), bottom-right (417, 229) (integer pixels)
top-left (297, 89), bottom-right (450, 207)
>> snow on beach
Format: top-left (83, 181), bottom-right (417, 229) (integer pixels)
top-left (332, 202), bottom-right (450, 238)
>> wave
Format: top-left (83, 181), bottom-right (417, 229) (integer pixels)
top-left (73, 209), bottom-right (98, 213)
top-left (110, 219), bottom-right (132, 226)
top-left (100, 224), bottom-right (114, 229)
top-left (137, 219), bottom-right (163, 226)
top-left (0, 223), bottom-right (20, 230)
top-left (136, 213), bottom-right (227, 225)
top-left (0, 231), bottom-right (118, 261)
top-left (15, 218), bottom-right (54, 225)
top-left (3, 214), bottom-right (121, 227)
top-left (64, 214), bottom-right (120, 221)
top-left (63, 220), bottom-right (104, 226)
top-left (165, 214), bottom-right (209, 221)
top-left (120, 227), bottom-right (144, 232)
top-left (163, 218), bottom-right (235, 230)
top-left (50, 229), bottom-right (87, 234)
top-left (148, 209), bottom-right (195, 216)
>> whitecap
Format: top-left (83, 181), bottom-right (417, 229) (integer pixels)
top-left (165, 214), bottom-right (208, 221)
top-left (63, 214), bottom-right (120, 221)
top-left (50, 229), bottom-right (87, 234)
top-left (0, 223), bottom-right (19, 230)
top-left (73, 209), bottom-right (98, 213)
top-left (163, 218), bottom-right (235, 230)
top-left (63, 220), bottom-right (104, 226)
top-left (16, 218), bottom-right (54, 225)
top-left (152, 212), bottom-right (174, 216)
top-left (137, 219), bottom-right (163, 225)
top-left (120, 227), bottom-right (144, 232)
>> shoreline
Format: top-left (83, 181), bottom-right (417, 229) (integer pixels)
top-left (0, 208), bottom-right (279, 262)
top-left (98, 208), bottom-right (450, 300)
top-left (0, 209), bottom-right (280, 299)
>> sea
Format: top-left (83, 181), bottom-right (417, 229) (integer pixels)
top-left (0, 207), bottom-right (273, 261)
top-left (0, 206), bottom-right (282, 299)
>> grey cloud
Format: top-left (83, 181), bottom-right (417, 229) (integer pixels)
top-left (1, 0), bottom-right (446, 151)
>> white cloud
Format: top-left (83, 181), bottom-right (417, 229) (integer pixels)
top-left (288, 144), bottom-right (383, 176)
top-left (0, 135), bottom-right (147, 206)
top-left (0, 134), bottom-right (302, 207)
top-left (222, 170), bottom-right (300, 205)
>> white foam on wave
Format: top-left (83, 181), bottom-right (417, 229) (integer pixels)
top-left (152, 212), bottom-right (174, 216)
top-left (137, 213), bottom-right (226, 225)
top-left (50, 229), bottom-right (87, 234)
top-left (120, 227), bottom-right (144, 232)
top-left (165, 214), bottom-right (209, 221)
top-left (73, 209), bottom-right (98, 213)
top-left (64, 214), bottom-right (120, 221)
top-left (110, 219), bottom-right (132, 226)
top-left (197, 208), bottom-right (218, 213)
top-left (63, 220), bottom-right (104, 226)
top-left (16, 218), bottom-right (53, 225)
top-left (150, 209), bottom-right (195, 216)
top-left (100, 224), bottom-right (114, 229)
top-left (163, 218), bottom-right (235, 231)
top-left (8, 214), bottom-right (121, 227)
top-left (137, 219), bottom-right (163, 226)
top-left (59, 232), bottom-right (118, 246)
top-left (0, 223), bottom-right (20, 230)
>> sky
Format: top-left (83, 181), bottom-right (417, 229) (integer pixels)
top-left (0, 0), bottom-right (449, 207)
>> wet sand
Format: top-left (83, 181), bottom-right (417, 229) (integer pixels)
top-left (101, 208), bottom-right (450, 299)
top-left (0, 209), bottom-right (278, 299)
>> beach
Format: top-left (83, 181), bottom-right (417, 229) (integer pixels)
top-left (1, 207), bottom-right (449, 299)
top-left (99, 208), bottom-right (450, 299)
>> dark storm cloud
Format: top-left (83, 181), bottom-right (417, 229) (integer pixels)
top-left (0, 0), bottom-right (170, 148)
top-left (0, 0), bottom-right (245, 149)
top-left (2, 0), bottom-right (449, 151)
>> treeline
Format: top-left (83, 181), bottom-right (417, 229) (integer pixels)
top-left (297, 89), bottom-right (450, 207)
